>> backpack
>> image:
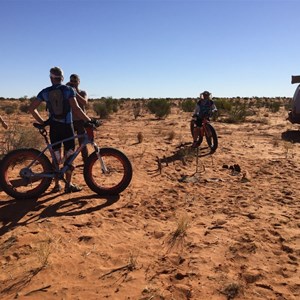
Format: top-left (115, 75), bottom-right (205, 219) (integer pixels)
top-left (47, 86), bottom-right (69, 120)
top-left (197, 99), bottom-right (214, 117)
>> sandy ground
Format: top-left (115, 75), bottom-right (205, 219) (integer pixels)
top-left (0, 102), bottom-right (299, 300)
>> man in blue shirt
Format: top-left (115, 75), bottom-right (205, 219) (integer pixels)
top-left (29, 66), bottom-right (92, 193)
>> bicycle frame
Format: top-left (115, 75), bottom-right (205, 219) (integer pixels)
top-left (200, 118), bottom-right (212, 138)
top-left (25, 125), bottom-right (107, 181)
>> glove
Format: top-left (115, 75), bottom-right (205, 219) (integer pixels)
top-left (85, 118), bottom-right (102, 128)
top-left (91, 118), bottom-right (102, 127)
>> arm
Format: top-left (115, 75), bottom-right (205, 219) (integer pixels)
top-left (75, 90), bottom-right (88, 107)
top-left (211, 102), bottom-right (217, 112)
top-left (28, 98), bottom-right (45, 124)
top-left (193, 103), bottom-right (200, 117)
top-left (69, 97), bottom-right (91, 122)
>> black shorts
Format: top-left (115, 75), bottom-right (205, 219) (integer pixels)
top-left (73, 120), bottom-right (86, 135)
top-left (50, 120), bottom-right (75, 151)
top-left (195, 117), bottom-right (203, 127)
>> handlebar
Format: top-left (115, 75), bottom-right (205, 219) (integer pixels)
top-left (33, 118), bottom-right (102, 131)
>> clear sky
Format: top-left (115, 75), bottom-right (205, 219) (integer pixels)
top-left (1, 0), bottom-right (299, 99)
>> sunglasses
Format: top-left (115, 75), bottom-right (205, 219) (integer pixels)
top-left (70, 79), bottom-right (78, 83)
top-left (50, 73), bottom-right (62, 79)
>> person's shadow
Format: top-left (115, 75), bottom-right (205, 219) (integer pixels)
top-left (281, 129), bottom-right (300, 143)
top-left (0, 193), bottom-right (119, 237)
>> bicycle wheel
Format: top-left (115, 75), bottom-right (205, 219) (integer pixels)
top-left (204, 123), bottom-right (218, 153)
top-left (190, 119), bottom-right (195, 137)
top-left (84, 148), bottom-right (132, 195)
top-left (0, 148), bottom-right (53, 200)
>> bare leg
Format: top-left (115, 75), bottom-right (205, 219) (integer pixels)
top-left (193, 127), bottom-right (200, 142)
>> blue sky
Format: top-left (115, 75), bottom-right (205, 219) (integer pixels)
top-left (1, 0), bottom-right (299, 99)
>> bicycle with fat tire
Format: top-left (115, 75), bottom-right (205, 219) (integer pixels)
top-left (0, 121), bottom-right (133, 200)
top-left (190, 116), bottom-right (218, 153)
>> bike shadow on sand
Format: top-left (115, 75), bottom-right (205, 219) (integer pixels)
top-left (147, 143), bottom-right (214, 177)
top-left (281, 129), bottom-right (300, 143)
top-left (0, 192), bottom-right (119, 237)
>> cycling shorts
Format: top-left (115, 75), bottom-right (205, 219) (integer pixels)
top-left (50, 120), bottom-right (75, 151)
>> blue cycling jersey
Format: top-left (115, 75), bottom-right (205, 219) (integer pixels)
top-left (37, 84), bottom-right (76, 124)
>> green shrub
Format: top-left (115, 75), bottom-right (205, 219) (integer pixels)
top-left (92, 97), bottom-right (119, 119)
top-left (268, 101), bottom-right (281, 113)
top-left (93, 102), bottom-right (109, 118)
top-left (224, 101), bottom-right (248, 123)
top-left (214, 98), bottom-right (232, 112)
top-left (19, 103), bottom-right (30, 113)
top-left (104, 97), bottom-right (119, 113)
top-left (181, 99), bottom-right (195, 112)
top-left (147, 98), bottom-right (171, 119)
top-left (5, 106), bottom-right (17, 115)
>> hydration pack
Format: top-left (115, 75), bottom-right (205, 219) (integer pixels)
top-left (47, 86), bottom-right (69, 120)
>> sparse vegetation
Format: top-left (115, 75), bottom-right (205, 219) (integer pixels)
top-left (93, 97), bottom-right (119, 118)
top-left (166, 215), bottom-right (190, 251)
top-left (147, 98), bottom-right (171, 119)
top-left (0, 95), bottom-right (297, 300)
top-left (223, 101), bottom-right (248, 123)
top-left (0, 124), bottom-right (44, 159)
top-left (166, 130), bottom-right (176, 141)
top-left (133, 101), bottom-right (142, 119)
top-left (181, 99), bottom-right (195, 112)
top-left (137, 131), bottom-right (143, 143)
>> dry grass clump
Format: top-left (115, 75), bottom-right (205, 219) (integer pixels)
top-left (220, 282), bottom-right (241, 299)
top-left (137, 132), bottom-right (144, 143)
top-left (0, 124), bottom-right (44, 159)
top-left (166, 215), bottom-right (190, 251)
top-left (166, 130), bottom-right (176, 141)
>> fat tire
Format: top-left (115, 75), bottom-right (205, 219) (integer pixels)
top-left (0, 148), bottom-right (53, 200)
top-left (190, 119), bottom-right (195, 137)
top-left (83, 148), bottom-right (132, 195)
top-left (205, 123), bottom-right (218, 153)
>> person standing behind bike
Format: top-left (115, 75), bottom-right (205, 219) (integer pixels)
top-left (191, 90), bottom-right (217, 148)
top-left (67, 74), bottom-right (89, 164)
top-left (29, 66), bottom-right (93, 193)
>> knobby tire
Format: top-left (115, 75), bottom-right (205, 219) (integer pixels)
top-left (84, 148), bottom-right (132, 195)
top-left (205, 123), bottom-right (218, 153)
top-left (0, 148), bottom-right (53, 200)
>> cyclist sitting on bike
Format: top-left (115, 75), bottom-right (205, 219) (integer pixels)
top-left (191, 90), bottom-right (217, 148)
top-left (29, 66), bottom-right (93, 193)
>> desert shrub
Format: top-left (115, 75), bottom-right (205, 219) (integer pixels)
top-left (214, 98), bottom-right (232, 112)
top-left (93, 97), bottom-right (119, 119)
top-left (0, 125), bottom-right (44, 159)
top-left (133, 102), bottom-right (141, 119)
top-left (268, 101), bottom-right (281, 113)
top-left (181, 99), bottom-right (195, 112)
top-left (137, 132), bottom-right (143, 143)
top-left (4, 106), bottom-right (17, 115)
top-left (283, 101), bottom-right (291, 111)
top-left (93, 102), bottom-right (109, 118)
top-left (37, 102), bottom-right (47, 112)
top-left (104, 97), bottom-right (119, 113)
top-left (224, 101), bottom-right (248, 123)
top-left (19, 102), bottom-right (30, 113)
top-left (147, 98), bottom-right (171, 119)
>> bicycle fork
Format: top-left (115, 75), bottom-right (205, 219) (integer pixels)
top-left (94, 145), bottom-right (109, 174)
